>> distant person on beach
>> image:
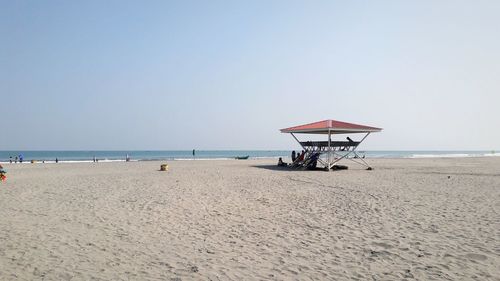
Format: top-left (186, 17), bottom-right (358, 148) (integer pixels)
top-left (0, 164), bottom-right (6, 181)
top-left (126, 154), bottom-right (130, 162)
top-left (15, 156), bottom-right (18, 163)
top-left (9, 156), bottom-right (12, 163)
top-left (291, 151), bottom-right (296, 162)
top-left (93, 156), bottom-right (96, 163)
top-left (55, 158), bottom-right (58, 163)
top-left (19, 155), bottom-right (23, 163)
top-left (192, 149), bottom-right (195, 158)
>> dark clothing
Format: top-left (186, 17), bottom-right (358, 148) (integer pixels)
top-left (278, 157), bottom-right (287, 167)
top-left (297, 152), bottom-right (305, 162)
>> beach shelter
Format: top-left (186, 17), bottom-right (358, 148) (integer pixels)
top-left (281, 119), bottom-right (382, 170)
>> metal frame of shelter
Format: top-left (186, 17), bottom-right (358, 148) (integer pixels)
top-left (281, 120), bottom-right (382, 170)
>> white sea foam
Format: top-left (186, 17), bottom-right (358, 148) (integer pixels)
top-left (98, 159), bottom-right (126, 163)
top-left (409, 153), bottom-right (498, 158)
top-left (0, 159), bottom-right (129, 164)
top-left (252, 156), bottom-right (284, 159)
top-left (59, 160), bottom-right (94, 163)
top-left (174, 158), bottom-right (233, 161)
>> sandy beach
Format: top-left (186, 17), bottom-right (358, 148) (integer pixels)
top-left (0, 157), bottom-right (498, 280)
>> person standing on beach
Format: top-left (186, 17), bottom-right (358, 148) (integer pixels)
top-left (0, 164), bottom-right (6, 181)
top-left (9, 156), bottom-right (12, 163)
top-left (192, 149), bottom-right (195, 159)
top-left (15, 156), bottom-right (18, 163)
top-left (55, 158), bottom-right (58, 163)
top-left (291, 151), bottom-right (296, 162)
top-left (19, 154), bottom-right (23, 163)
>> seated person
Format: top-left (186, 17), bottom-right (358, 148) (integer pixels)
top-left (296, 150), bottom-right (305, 162)
top-left (277, 157), bottom-right (287, 167)
top-left (306, 153), bottom-right (319, 170)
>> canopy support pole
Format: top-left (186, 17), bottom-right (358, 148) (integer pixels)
top-left (327, 129), bottom-right (331, 170)
top-left (328, 132), bottom-right (371, 170)
top-left (291, 133), bottom-right (306, 151)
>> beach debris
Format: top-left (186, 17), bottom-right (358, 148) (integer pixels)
top-left (332, 165), bottom-right (348, 170)
top-left (160, 164), bottom-right (169, 171)
top-left (404, 269), bottom-right (414, 279)
top-left (189, 265), bottom-right (198, 273)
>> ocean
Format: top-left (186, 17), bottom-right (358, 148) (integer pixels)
top-left (0, 150), bottom-right (498, 163)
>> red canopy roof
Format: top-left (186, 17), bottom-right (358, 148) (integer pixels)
top-left (280, 119), bottom-right (382, 134)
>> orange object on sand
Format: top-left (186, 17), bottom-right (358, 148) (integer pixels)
top-left (160, 164), bottom-right (168, 171)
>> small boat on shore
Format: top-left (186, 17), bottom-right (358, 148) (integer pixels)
top-left (235, 155), bottom-right (249, 160)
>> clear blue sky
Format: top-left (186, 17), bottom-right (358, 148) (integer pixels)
top-left (1, 0), bottom-right (499, 150)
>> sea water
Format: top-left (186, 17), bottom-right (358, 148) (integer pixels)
top-left (0, 150), bottom-right (498, 163)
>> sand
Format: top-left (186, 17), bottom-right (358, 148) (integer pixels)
top-left (0, 157), bottom-right (499, 280)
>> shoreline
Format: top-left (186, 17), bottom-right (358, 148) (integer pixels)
top-left (1, 154), bottom-right (499, 164)
top-left (1, 150), bottom-right (499, 164)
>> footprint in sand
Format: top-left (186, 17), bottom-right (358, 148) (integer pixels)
top-left (464, 253), bottom-right (487, 261)
top-left (372, 242), bottom-right (393, 249)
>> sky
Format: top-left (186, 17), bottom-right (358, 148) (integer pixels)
top-left (1, 0), bottom-right (499, 150)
